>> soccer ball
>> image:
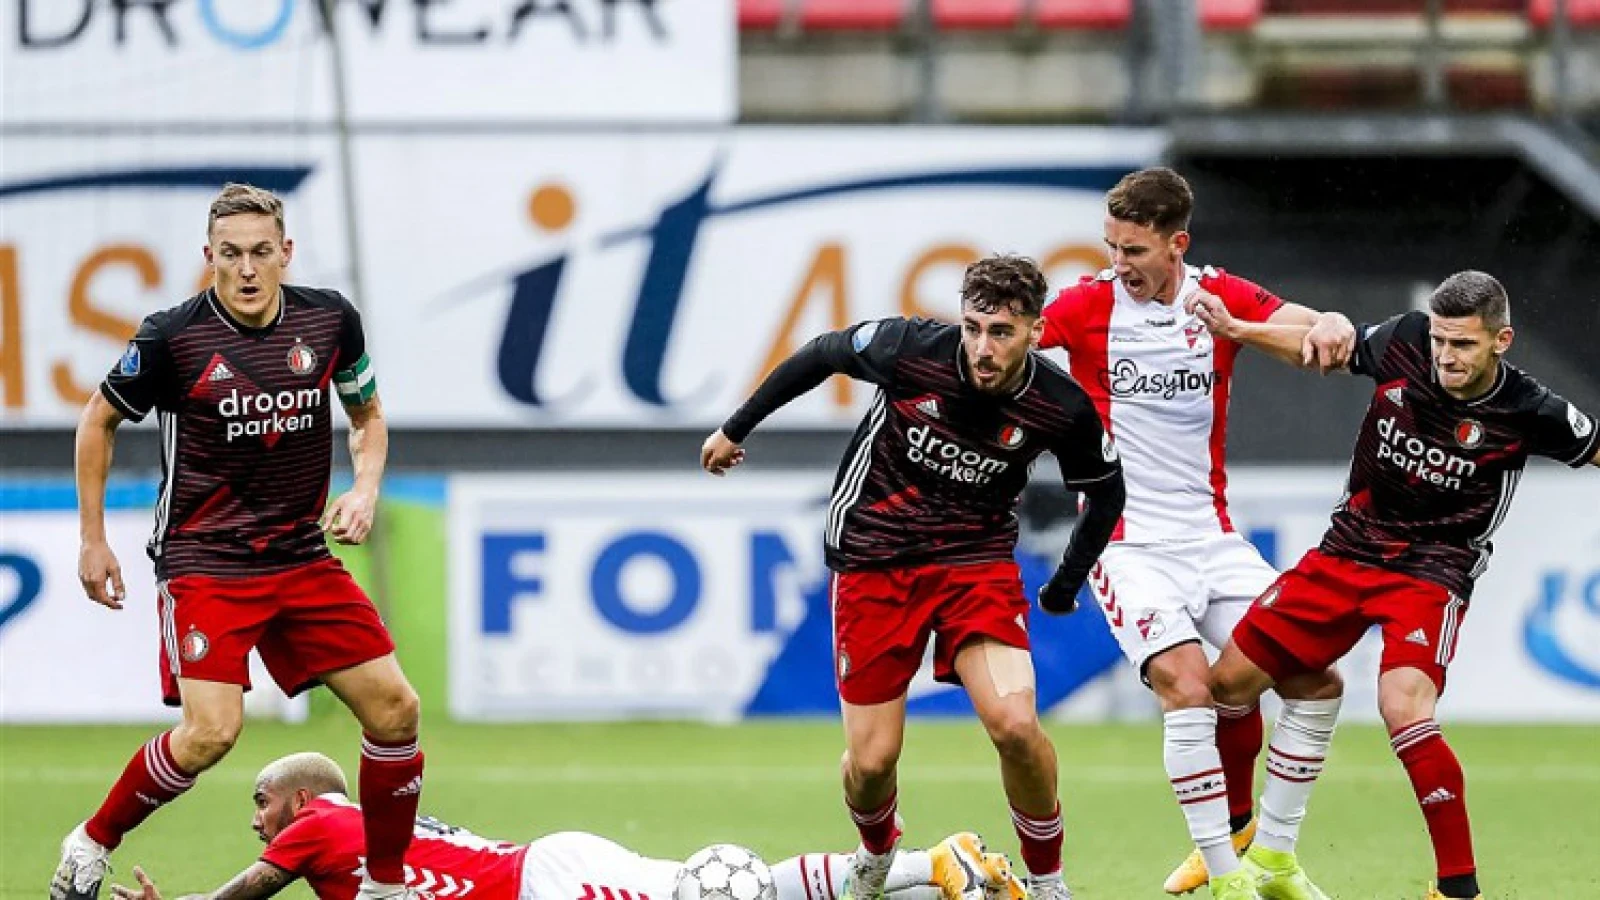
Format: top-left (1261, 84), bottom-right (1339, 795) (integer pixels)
top-left (674, 843), bottom-right (776, 900)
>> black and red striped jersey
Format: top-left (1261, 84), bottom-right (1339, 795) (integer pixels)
top-left (725, 318), bottom-right (1122, 572)
top-left (100, 286), bottom-right (375, 579)
top-left (1321, 311), bottom-right (1599, 596)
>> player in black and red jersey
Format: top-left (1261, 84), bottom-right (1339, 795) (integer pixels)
top-left (1189, 271), bottom-right (1600, 900)
top-left (54, 185), bottom-right (425, 900)
top-left (701, 255), bottom-right (1127, 900)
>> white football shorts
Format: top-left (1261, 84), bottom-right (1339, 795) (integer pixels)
top-left (1088, 533), bottom-right (1278, 678)
top-left (521, 832), bottom-right (682, 900)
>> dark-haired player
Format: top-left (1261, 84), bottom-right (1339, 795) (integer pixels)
top-left (702, 255), bottom-right (1126, 900)
top-left (1040, 166), bottom-right (1354, 899)
top-left (1191, 270), bottom-right (1600, 900)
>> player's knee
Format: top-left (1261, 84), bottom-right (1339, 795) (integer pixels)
top-left (844, 744), bottom-right (899, 785)
top-left (365, 686), bottom-right (422, 740)
top-left (1282, 665), bottom-right (1344, 701)
top-left (1378, 682), bottom-right (1433, 731)
top-left (174, 718), bottom-right (242, 769)
top-left (1150, 669), bottom-right (1212, 711)
top-left (984, 705), bottom-right (1045, 759)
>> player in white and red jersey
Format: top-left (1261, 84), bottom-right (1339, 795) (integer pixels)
top-left (105, 753), bottom-right (1025, 900)
top-left (1037, 168), bottom-right (1354, 900)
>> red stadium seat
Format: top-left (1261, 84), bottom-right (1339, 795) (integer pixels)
top-left (740, 0), bottom-right (785, 30)
top-left (1530, 0), bottom-right (1600, 27)
top-left (1201, 0), bottom-right (1264, 30)
top-left (799, 0), bottom-right (907, 30)
top-left (933, 0), bottom-right (1027, 30)
top-left (1266, 1), bottom-right (1522, 11)
top-left (1034, 0), bottom-right (1133, 30)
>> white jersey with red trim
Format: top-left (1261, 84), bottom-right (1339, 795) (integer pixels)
top-left (1040, 264), bottom-right (1284, 543)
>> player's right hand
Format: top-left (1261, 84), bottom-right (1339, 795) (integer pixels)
top-left (110, 866), bottom-right (162, 900)
top-left (1037, 566), bottom-right (1085, 616)
top-left (700, 429), bottom-right (745, 476)
top-left (79, 539), bottom-right (126, 610)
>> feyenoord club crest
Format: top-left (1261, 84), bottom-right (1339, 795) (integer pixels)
top-left (180, 628), bottom-right (210, 663)
top-left (1455, 418), bottom-right (1485, 450)
top-left (286, 340), bottom-right (317, 376)
top-left (837, 651), bottom-right (851, 680)
top-left (1258, 584), bottom-right (1282, 608)
top-left (999, 424), bottom-right (1026, 449)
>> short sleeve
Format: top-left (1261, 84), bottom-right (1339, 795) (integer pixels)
top-left (260, 815), bottom-right (327, 877)
top-left (332, 298), bottom-right (375, 406)
top-left (1053, 405), bottom-right (1122, 487)
top-left (1216, 273), bottom-right (1284, 324)
top-left (99, 315), bottom-right (176, 422)
top-left (1349, 313), bottom-right (1415, 380)
top-left (1039, 287), bottom-right (1079, 351)
top-left (1527, 390), bottom-right (1600, 467)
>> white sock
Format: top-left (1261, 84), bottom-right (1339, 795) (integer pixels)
top-left (1258, 697), bottom-right (1341, 853)
top-left (770, 851), bottom-right (934, 900)
top-left (1163, 708), bottom-right (1238, 877)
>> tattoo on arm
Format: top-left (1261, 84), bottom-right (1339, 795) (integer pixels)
top-left (208, 863), bottom-right (295, 900)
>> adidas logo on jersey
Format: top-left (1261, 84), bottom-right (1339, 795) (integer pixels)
top-left (1421, 787), bottom-right (1457, 806)
top-left (916, 398), bottom-right (940, 419)
top-left (393, 775), bottom-right (423, 797)
top-left (1385, 386), bottom-right (1404, 407)
top-left (209, 362), bottom-right (235, 382)
top-left (1405, 628), bottom-right (1430, 647)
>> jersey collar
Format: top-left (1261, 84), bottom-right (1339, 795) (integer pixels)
top-left (206, 287), bottom-right (285, 337)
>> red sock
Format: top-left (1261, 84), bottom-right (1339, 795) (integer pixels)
top-left (1217, 702), bottom-right (1264, 826)
top-left (360, 733), bottom-right (424, 885)
top-left (85, 731), bottom-right (196, 850)
top-left (1010, 803), bottom-right (1064, 876)
top-left (1390, 719), bottom-right (1475, 881)
top-left (846, 791), bottom-right (899, 855)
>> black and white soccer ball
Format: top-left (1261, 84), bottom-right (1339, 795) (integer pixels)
top-left (674, 844), bottom-right (776, 900)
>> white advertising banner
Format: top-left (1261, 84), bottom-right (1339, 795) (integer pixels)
top-left (447, 473), bottom-right (831, 720)
top-left (363, 128), bottom-right (1162, 428)
top-left (0, 136), bottom-right (349, 427)
top-left (0, 483), bottom-right (310, 722)
top-left (0, 128), bottom-right (1163, 428)
top-left (448, 467), bottom-right (1600, 722)
top-left (2, 0), bottom-right (735, 124)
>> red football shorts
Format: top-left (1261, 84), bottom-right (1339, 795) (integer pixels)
top-left (831, 560), bottom-right (1030, 705)
top-left (156, 556), bottom-right (396, 706)
top-left (1232, 549), bottom-right (1468, 693)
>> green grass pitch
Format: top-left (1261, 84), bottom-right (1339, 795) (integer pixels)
top-left (4, 719), bottom-right (1597, 899)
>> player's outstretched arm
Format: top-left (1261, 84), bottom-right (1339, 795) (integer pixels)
top-left (1266, 303), bottom-right (1356, 373)
top-left (323, 393), bottom-right (387, 545)
top-left (76, 389), bottom-right (127, 610)
top-left (109, 862), bottom-right (296, 900)
top-left (1038, 472), bottom-right (1126, 615)
top-left (704, 322), bottom-right (898, 475)
top-left (1188, 293), bottom-right (1345, 373)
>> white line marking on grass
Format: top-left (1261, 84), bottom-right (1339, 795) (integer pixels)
top-left (6, 764), bottom-right (1599, 785)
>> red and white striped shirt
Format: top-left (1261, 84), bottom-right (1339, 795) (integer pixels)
top-left (1040, 265), bottom-right (1283, 543)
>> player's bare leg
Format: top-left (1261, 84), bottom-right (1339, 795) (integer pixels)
top-left (840, 695), bottom-right (907, 900)
top-left (52, 680), bottom-right (242, 900)
top-left (1379, 667), bottom-right (1478, 900)
top-left (954, 639), bottom-right (1069, 900)
top-left (1212, 642), bottom-right (1337, 900)
top-left (324, 655), bottom-right (424, 900)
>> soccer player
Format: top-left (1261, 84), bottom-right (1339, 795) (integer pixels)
top-left (54, 184), bottom-right (426, 900)
top-left (1189, 270), bottom-right (1600, 900)
top-left (1037, 167), bottom-right (1352, 899)
top-left (103, 752), bottom-right (1025, 900)
top-left (701, 255), bottom-right (1127, 900)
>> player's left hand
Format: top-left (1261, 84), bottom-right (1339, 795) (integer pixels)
top-left (1037, 566), bottom-right (1086, 616)
top-left (321, 488), bottom-right (377, 545)
top-left (1303, 311), bottom-right (1356, 373)
top-left (110, 866), bottom-right (162, 900)
top-left (1185, 290), bottom-right (1237, 340)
